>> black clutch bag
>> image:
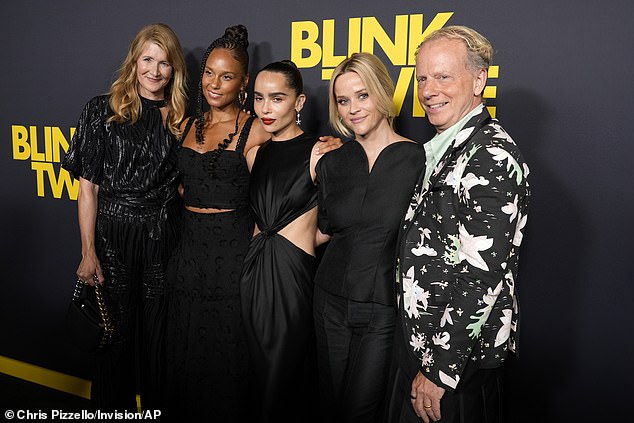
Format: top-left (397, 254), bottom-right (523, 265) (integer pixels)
top-left (64, 279), bottom-right (114, 352)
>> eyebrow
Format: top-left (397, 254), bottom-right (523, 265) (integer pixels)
top-left (204, 67), bottom-right (235, 75)
top-left (254, 91), bottom-right (289, 97)
top-left (336, 89), bottom-right (367, 98)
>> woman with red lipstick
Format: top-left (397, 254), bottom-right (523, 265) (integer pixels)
top-left (312, 52), bottom-right (426, 422)
top-left (163, 25), bottom-right (270, 420)
top-left (239, 60), bottom-right (326, 422)
top-left (62, 23), bottom-right (188, 410)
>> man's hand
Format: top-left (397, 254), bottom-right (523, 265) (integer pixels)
top-left (410, 371), bottom-right (445, 422)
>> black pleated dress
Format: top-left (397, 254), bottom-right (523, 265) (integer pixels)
top-left (240, 133), bottom-right (319, 422)
top-left (62, 95), bottom-right (180, 411)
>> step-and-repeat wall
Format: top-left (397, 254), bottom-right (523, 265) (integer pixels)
top-left (2, 1), bottom-right (632, 420)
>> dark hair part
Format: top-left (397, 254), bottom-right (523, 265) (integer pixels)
top-left (257, 60), bottom-right (303, 96)
top-left (194, 25), bottom-right (249, 146)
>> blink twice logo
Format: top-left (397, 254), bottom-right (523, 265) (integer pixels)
top-left (11, 125), bottom-right (78, 200)
top-left (290, 12), bottom-right (498, 118)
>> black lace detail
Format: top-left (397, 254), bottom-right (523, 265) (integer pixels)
top-left (208, 110), bottom-right (241, 175)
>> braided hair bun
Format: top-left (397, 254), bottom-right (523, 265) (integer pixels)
top-left (223, 25), bottom-right (249, 49)
top-left (193, 24), bottom-right (251, 174)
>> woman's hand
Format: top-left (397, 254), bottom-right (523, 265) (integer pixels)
top-left (311, 136), bottom-right (343, 182)
top-left (315, 135), bottom-right (343, 155)
top-left (77, 250), bottom-right (104, 286)
top-left (315, 229), bottom-right (331, 247)
top-left (76, 177), bottom-right (104, 286)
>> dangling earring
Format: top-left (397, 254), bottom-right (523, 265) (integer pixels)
top-left (295, 110), bottom-right (302, 126)
top-left (238, 89), bottom-right (248, 109)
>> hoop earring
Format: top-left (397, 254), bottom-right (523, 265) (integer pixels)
top-left (295, 110), bottom-right (302, 126)
top-left (238, 90), bottom-right (248, 108)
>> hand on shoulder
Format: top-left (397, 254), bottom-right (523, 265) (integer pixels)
top-left (315, 135), bottom-right (343, 156)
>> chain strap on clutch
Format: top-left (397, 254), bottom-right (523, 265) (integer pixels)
top-left (67, 279), bottom-right (114, 351)
top-left (94, 283), bottom-right (114, 348)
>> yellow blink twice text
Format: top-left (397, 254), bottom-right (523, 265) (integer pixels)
top-left (12, 125), bottom-right (78, 200)
top-left (290, 13), bottom-right (497, 118)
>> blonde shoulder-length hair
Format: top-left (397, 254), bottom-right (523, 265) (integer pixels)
top-left (328, 52), bottom-right (395, 139)
top-left (108, 23), bottom-right (187, 137)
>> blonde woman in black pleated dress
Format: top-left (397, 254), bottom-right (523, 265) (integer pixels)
top-left (62, 23), bottom-right (188, 410)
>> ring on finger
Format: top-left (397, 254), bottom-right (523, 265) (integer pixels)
top-left (423, 404), bottom-right (432, 409)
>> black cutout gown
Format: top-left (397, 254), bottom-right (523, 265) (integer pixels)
top-left (240, 133), bottom-right (319, 421)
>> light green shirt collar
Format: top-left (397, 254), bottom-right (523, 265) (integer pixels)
top-left (422, 104), bottom-right (484, 186)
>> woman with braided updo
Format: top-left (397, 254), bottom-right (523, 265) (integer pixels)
top-left (163, 25), bottom-right (269, 419)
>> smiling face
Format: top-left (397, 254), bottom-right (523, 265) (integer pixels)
top-left (136, 41), bottom-right (172, 100)
top-left (415, 38), bottom-right (486, 133)
top-left (253, 70), bottom-right (305, 140)
top-left (334, 71), bottom-right (385, 140)
top-left (202, 48), bottom-right (247, 109)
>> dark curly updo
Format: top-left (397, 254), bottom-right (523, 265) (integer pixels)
top-left (194, 25), bottom-right (250, 171)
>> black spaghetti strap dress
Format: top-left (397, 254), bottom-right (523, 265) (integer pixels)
top-left (240, 133), bottom-right (319, 422)
top-left (164, 116), bottom-right (255, 421)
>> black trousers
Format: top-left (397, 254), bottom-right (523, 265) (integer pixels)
top-left (385, 316), bottom-right (504, 423)
top-left (313, 286), bottom-right (396, 423)
top-left (90, 200), bottom-right (178, 411)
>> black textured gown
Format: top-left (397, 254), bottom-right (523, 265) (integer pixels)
top-left (62, 95), bottom-right (180, 411)
top-left (240, 133), bottom-right (319, 422)
top-left (164, 117), bottom-right (255, 421)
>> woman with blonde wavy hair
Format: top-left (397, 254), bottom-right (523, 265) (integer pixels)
top-left (62, 22), bottom-right (187, 411)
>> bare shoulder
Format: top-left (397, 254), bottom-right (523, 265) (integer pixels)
top-left (178, 116), bottom-right (193, 131)
top-left (243, 118), bottom-right (270, 156)
top-left (179, 116), bottom-right (196, 147)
